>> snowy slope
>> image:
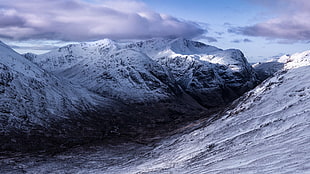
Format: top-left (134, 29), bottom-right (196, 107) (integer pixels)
top-left (3, 51), bottom-right (309, 173)
top-left (0, 41), bottom-right (114, 151)
top-left (126, 66), bottom-right (310, 174)
top-left (278, 50), bottom-right (310, 69)
top-left (32, 38), bottom-right (258, 107)
top-left (102, 52), bottom-right (310, 173)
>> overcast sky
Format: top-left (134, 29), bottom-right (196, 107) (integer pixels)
top-left (1, 0), bottom-right (310, 62)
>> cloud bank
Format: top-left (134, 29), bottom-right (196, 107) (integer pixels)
top-left (0, 0), bottom-right (204, 41)
top-left (231, 0), bottom-right (310, 41)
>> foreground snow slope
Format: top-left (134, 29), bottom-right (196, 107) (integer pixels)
top-left (2, 51), bottom-right (309, 173)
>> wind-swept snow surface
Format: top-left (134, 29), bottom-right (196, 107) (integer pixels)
top-left (1, 51), bottom-right (310, 173)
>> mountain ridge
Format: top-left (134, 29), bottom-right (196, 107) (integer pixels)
top-left (30, 38), bottom-right (259, 106)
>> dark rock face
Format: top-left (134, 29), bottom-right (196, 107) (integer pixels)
top-left (155, 50), bottom-right (258, 108)
top-left (253, 61), bottom-right (284, 81)
top-left (0, 38), bottom-right (259, 151)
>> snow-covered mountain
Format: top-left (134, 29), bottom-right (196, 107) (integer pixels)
top-left (278, 50), bottom-right (310, 69)
top-left (1, 38), bottom-right (260, 151)
top-left (120, 51), bottom-right (310, 174)
top-left (107, 60), bottom-right (309, 174)
top-left (31, 38), bottom-right (258, 107)
top-left (0, 41), bottom-right (116, 150)
top-left (2, 48), bottom-right (309, 174)
top-left (252, 50), bottom-right (310, 81)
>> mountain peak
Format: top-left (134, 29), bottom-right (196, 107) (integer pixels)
top-left (278, 50), bottom-right (310, 69)
top-left (87, 38), bottom-right (115, 47)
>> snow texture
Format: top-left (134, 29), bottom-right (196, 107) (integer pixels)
top-left (1, 50), bottom-right (310, 173)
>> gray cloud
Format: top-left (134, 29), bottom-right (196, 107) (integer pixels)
top-left (233, 0), bottom-right (310, 41)
top-left (231, 39), bottom-right (241, 43)
top-left (0, 0), bottom-right (205, 41)
top-left (0, 10), bottom-right (25, 27)
top-left (231, 38), bottom-right (252, 43)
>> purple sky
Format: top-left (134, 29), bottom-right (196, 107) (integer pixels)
top-left (1, 0), bottom-right (310, 61)
top-left (0, 0), bottom-right (204, 40)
